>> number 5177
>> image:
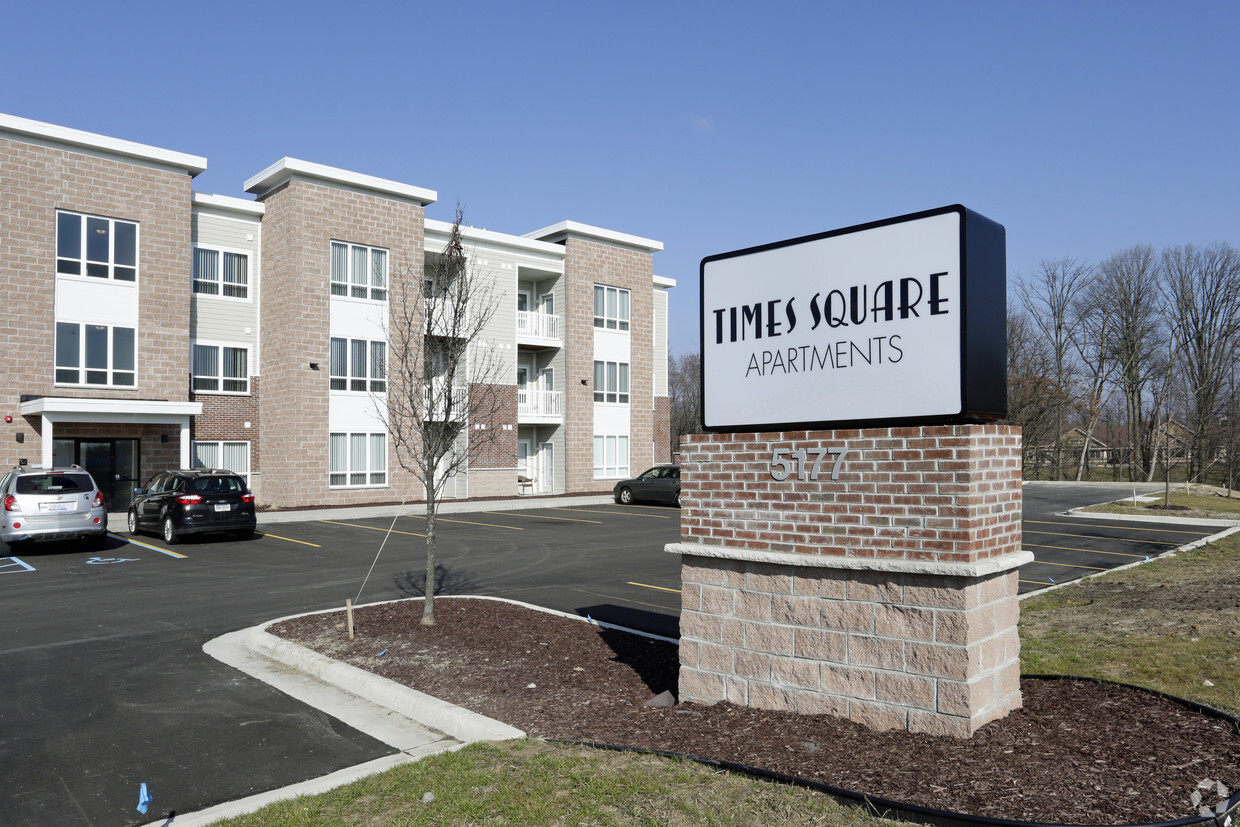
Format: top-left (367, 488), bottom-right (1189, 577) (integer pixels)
top-left (769, 446), bottom-right (849, 482)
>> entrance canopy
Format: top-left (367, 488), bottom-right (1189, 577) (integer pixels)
top-left (20, 397), bottom-right (203, 468)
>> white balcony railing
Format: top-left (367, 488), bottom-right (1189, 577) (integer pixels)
top-left (517, 389), bottom-right (562, 422)
top-left (516, 310), bottom-right (561, 344)
top-left (422, 382), bottom-right (469, 421)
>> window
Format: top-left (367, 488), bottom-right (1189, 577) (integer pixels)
top-left (593, 285), bottom-right (630, 331)
top-left (329, 432), bottom-right (387, 487)
top-left (330, 241), bottom-right (387, 301)
top-left (56, 211), bottom-right (138, 281)
top-left (192, 441), bottom-right (251, 484)
top-left (593, 435), bottom-right (629, 479)
top-left (593, 360), bottom-right (630, 403)
top-left (330, 338), bottom-right (386, 392)
top-left (192, 344), bottom-right (249, 393)
top-left (55, 322), bottom-right (135, 386)
top-left (193, 247), bottom-right (249, 299)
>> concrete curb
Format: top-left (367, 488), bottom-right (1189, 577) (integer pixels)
top-left (1063, 506), bottom-right (1240, 528)
top-left (245, 623), bottom-right (526, 743)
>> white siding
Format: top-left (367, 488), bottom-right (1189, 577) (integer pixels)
top-left (653, 287), bottom-right (669, 397)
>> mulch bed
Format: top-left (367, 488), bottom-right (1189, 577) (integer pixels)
top-left (269, 597), bottom-right (1240, 825)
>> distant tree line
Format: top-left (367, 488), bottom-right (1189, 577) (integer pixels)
top-left (666, 242), bottom-right (1240, 487)
top-left (1010, 243), bottom-right (1240, 484)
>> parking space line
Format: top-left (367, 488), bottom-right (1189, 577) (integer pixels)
top-left (482, 511), bottom-right (602, 524)
top-left (1028, 559), bottom-right (1108, 572)
top-left (1, 557), bottom-right (35, 574)
top-left (1024, 542), bottom-right (1147, 559)
top-left (122, 536), bottom-right (188, 558)
top-left (1026, 518), bottom-right (1212, 536)
top-left (557, 507), bottom-right (671, 519)
top-left (403, 515), bottom-right (523, 531)
top-left (628, 581), bottom-right (681, 594)
top-left (1023, 529), bottom-right (1180, 547)
top-left (320, 520), bottom-right (427, 538)
top-left (260, 532), bottom-right (322, 547)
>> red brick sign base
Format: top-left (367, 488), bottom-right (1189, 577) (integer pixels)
top-left (667, 424), bottom-right (1030, 737)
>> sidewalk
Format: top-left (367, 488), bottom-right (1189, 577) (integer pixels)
top-left (109, 492), bottom-right (615, 530)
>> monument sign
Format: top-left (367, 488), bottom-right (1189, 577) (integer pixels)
top-left (670, 206), bottom-right (1030, 738)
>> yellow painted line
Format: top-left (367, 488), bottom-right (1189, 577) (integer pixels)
top-left (320, 520), bottom-right (427, 538)
top-left (1024, 543), bottom-right (1146, 559)
top-left (1023, 529), bottom-right (1177, 547)
top-left (628, 581), bottom-right (681, 594)
top-left (122, 535), bottom-right (188, 559)
top-left (404, 515), bottom-right (523, 531)
top-left (1025, 519), bottom-right (1211, 536)
top-left (260, 532), bottom-right (322, 548)
top-left (482, 511), bottom-right (602, 524)
top-left (555, 507), bottom-right (670, 519)
top-left (1030, 559), bottom-right (1108, 572)
top-left (1020, 579), bottom-right (1052, 586)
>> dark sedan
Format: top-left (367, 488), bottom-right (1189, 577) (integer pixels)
top-left (613, 464), bottom-right (680, 506)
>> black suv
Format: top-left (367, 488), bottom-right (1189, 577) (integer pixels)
top-left (128, 469), bottom-right (256, 544)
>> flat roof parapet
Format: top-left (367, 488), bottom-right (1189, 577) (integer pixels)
top-left (0, 112), bottom-right (207, 176)
top-left (244, 157), bottom-right (437, 206)
top-left (525, 220), bottom-right (663, 254)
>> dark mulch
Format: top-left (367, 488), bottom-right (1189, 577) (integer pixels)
top-left (269, 597), bottom-right (1240, 825)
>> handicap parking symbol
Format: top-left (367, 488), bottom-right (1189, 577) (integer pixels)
top-left (86, 556), bottom-right (140, 565)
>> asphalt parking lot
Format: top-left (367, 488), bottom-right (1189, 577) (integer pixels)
top-left (0, 484), bottom-right (1231, 825)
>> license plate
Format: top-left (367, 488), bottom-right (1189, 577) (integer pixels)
top-left (40, 501), bottom-right (73, 512)
top-left (213, 503), bottom-right (231, 513)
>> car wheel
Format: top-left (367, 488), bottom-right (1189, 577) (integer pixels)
top-left (162, 516), bottom-right (180, 545)
top-left (127, 510), bottom-right (139, 535)
top-left (618, 486), bottom-right (633, 505)
top-left (674, 491), bottom-right (681, 507)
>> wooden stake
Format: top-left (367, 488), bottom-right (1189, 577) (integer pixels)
top-left (346, 599), bottom-right (355, 640)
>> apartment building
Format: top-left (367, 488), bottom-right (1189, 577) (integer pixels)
top-left (0, 114), bottom-right (673, 512)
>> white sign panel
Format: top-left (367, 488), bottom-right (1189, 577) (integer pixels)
top-left (701, 206), bottom-right (1003, 431)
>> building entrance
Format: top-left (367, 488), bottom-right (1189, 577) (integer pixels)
top-left (52, 438), bottom-right (141, 512)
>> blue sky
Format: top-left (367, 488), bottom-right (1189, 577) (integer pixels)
top-left (4, 1), bottom-right (1236, 357)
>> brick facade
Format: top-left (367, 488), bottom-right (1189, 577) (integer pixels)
top-left (670, 424), bottom-right (1028, 737)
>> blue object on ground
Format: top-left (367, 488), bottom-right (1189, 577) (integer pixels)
top-left (137, 783), bottom-right (151, 814)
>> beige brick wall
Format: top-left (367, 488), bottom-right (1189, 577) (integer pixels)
top-left (0, 137), bottom-right (194, 468)
top-left (563, 238), bottom-right (656, 493)
top-left (675, 424), bottom-right (1024, 737)
top-left (256, 179), bottom-right (424, 508)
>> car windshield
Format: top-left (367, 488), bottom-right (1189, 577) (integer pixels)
top-left (186, 476), bottom-right (244, 495)
top-left (16, 473), bottom-right (93, 494)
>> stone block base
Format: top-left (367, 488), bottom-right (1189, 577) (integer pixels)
top-left (671, 546), bottom-right (1027, 737)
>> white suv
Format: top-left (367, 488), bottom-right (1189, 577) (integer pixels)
top-left (0, 465), bottom-right (108, 551)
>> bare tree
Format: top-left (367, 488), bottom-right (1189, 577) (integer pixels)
top-left (1017, 259), bottom-right (1093, 477)
top-left (668, 351), bottom-right (702, 458)
top-left (383, 207), bottom-right (507, 626)
top-left (1162, 243), bottom-right (1240, 480)
top-left (1068, 277), bottom-right (1121, 480)
top-left (1006, 308), bottom-right (1064, 477)
top-left (1096, 245), bottom-right (1164, 479)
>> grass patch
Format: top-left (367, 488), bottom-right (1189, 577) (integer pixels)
top-left (1083, 487), bottom-right (1240, 518)
top-left (215, 534), bottom-right (1240, 826)
top-left (210, 740), bottom-right (895, 826)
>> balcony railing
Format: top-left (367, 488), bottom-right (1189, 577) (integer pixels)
top-left (517, 389), bottom-right (562, 422)
top-left (516, 310), bottom-right (561, 345)
top-left (422, 382), bottom-right (469, 421)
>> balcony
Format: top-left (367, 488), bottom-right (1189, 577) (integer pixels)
top-left (518, 388), bottom-right (562, 424)
top-left (422, 381), bottom-right (469, 421)
top-left (516, 310), bottom-right (561, 347)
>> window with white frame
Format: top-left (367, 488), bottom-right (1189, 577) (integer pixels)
top-left (329, 432), bottom-right (387, 487)
top-left (593, 285), bottom-right (630, 331)
top-left (593, 434), bottom-right (629, 479)
top-left (330, 241), bottom-right (388, 301)
top-left (192, 441), bottom-right (251, 483)
top-left (55, 322), bottom-right (135, 386)
top-left (593, 360), bottom-right (629, 403)
top-left (193, 247), bottom-right (250, 299)
top-left (330, 338), bottom-right (386, 392)
top-left (56, 211), bottom-right (138, 281)
top-left (192, 343), bottom-right (249, 393)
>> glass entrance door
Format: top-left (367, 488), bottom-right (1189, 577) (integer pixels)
top-left (54, 438), bottom-right (141, 512)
